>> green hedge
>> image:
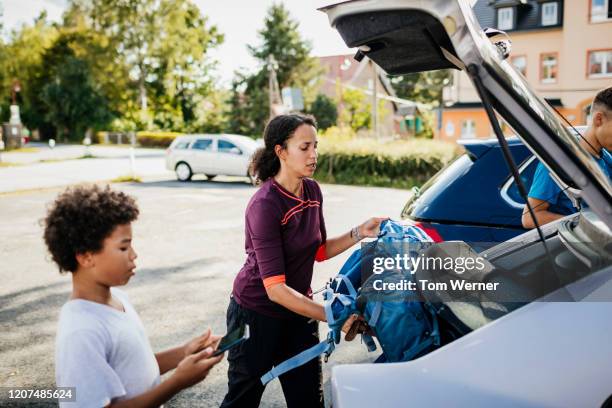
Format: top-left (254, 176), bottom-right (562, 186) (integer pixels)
top-left (95, 131), bottom-right (183, 147)
top-left (136, 131), bottom-right (183, 147)
top-left (314, 135), bottom-right (460, 189)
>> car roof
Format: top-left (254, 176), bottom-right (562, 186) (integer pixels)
top-left (459, 126), bottom-right (587, 149)
top-left (177, 133), bottom-right (257, 147)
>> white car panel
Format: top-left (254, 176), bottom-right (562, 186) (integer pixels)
top-left (332, 269), bottom-right (612, 407)
top-left (165, 134), bottom-right (257, 180)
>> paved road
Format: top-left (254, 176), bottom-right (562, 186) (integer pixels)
top-left (0, 178), bottom-right (409, 407)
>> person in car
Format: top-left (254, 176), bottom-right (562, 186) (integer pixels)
top-left (522, 87), bottom-right (612, 229)
top-left (220, 114), bottom-right (386, 408)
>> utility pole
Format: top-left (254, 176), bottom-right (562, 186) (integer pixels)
top-left (267, 55), bottom-right (283, 120)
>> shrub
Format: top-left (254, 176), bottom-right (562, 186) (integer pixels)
top-left (315, 127), bottom-right (460, 189)
top-left (136, 131), bottom-right (183, 148)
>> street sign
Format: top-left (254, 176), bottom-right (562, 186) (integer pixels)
top-left (281, 87), bottom-right (304, 111)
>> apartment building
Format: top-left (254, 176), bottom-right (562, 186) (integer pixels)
top-left (438, 0), bottom-right (612, 141)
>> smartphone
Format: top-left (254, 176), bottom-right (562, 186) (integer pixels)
top-left (212, 324), bottom-right (250, 356)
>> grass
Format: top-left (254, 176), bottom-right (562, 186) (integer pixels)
top-left (39, 154), bottom-right (95, 163)
top-left (4, 147), bottom-right (40, 153)
top-left (0, 161), bottom-right (22, 167)
top-left (111, 175), bottom-right (142, 183)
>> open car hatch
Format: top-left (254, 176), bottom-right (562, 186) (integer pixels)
top-left (320, 0), bottom-right (612, 227)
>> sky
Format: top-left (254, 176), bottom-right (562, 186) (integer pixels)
top-left (1, 0), bottom-right (355, 85)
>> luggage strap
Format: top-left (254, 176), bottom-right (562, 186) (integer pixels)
top-left (260, 332), bottom-right (335, 385)
top-left (261, 275), bottom-right (359, 386)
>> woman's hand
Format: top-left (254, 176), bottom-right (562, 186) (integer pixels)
top-left (341, 314), bottom-right (367, 341)
top-left (359, 217), bottom-right (389, 239)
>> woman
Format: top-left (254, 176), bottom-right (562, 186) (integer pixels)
top-left (220, 114), bottom-right (386, 408)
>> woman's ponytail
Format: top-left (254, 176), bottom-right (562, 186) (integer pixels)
top-left (250, 146), bottom-right (280, 183)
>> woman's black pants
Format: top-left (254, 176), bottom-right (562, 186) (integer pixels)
top-left (220, 297), bottom-right (323, 408)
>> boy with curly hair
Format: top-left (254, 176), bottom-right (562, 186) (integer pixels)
top-left (43, 184), bottom-right (223, 407)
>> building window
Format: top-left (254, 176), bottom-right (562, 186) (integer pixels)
top-left (588, 49), bottom-right (612, 77)
top-left (461, 119), bottom-right (476, 139)
top-left (541, 2), bottom-right (559, 26)
top-left (498, 7), bottom-right (514, 30)
top-left (591, 0), bottom-right (612, 22)
top-left (540, 53), bottom-right (558, 83)
top-left (511, 55), bottom-right (527, 76)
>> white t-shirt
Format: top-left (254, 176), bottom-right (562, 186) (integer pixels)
top-left (55, 288), bottom-right (161, 407)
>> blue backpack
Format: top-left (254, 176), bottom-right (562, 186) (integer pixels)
top-left (260, 220), bottom-right (440, 385)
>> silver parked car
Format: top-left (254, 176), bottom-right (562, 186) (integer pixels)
top-left (165, 134), bottom-right (259, 182)
top-left (320, 0), bottom-right (611, 407)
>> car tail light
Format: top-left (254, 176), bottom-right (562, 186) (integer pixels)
top-left (413, 222), bottom-right (443, 242)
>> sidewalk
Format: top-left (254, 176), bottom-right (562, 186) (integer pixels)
top-left (0, 143), bottom-right (165, 164)
top-left (0, 144), bottom-right (174, 194)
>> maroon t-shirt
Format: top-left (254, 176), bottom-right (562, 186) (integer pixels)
top-left (232, 177), bottom-right (327, 318)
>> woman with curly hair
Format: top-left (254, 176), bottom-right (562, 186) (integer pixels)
top-left (220, 114), bottom-right (386, 408)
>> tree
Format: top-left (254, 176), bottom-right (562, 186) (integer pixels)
top-left (388, 69), bottom-right (452, 106)
top-left (338, 88), bottom-right (371, 131)
top-left (308, 94), bottom-right (337, 130)
top-left (40, 34), bottom-right (112, 141)
top-left (227, 3), bottom-right (322, 136)
top-left (0, 13), bottom-right (59, 134)
top-left (65, 0), bottom-right (224, 130)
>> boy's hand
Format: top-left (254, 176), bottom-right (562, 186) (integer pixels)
top-left (184, 329), bottom-right (222, 357)
top-left (171, 347), bottom-right (224, 390)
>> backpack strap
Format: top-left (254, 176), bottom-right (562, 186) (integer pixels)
top-left (334, 274), bottom-right (358, 298)
top-left (367, 301), bottom-right (383, 328)
top-left (362, 332), bottom-right (377, 352)
top-left (260, 332), bottom-right (335, 385)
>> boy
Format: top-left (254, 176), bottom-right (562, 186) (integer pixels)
top-left (43, 184), bottom-right (223, 407)
top-left (522, 86), bottom-right (612, 228)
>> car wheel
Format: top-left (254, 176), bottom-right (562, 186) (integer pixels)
top-left (175, 162), bottom-right (192, 181)
top-left (205, 174), bottom-right (216, 180)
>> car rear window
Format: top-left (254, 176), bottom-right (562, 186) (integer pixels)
top-left (192, 139), bottom-right (213, 150)
top-left (401, 154), bottom-right (471, 218)
top-left (174, 140), bottom-right (190, 149)
top-left (505, 157), bottom-right (538, 205)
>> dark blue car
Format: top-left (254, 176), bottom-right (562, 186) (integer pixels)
top-left (401, 137), bottom-right (540, 250)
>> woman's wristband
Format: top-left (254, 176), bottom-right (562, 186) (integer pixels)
top-left (350, 226), bottom-right (362, 243)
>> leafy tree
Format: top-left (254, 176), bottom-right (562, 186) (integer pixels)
top-left (308, 94), bottom-right (337, 130)
top-left (0, 13), bottom-right (59, 134)
top-left (338, 88), bottom-right (371, 131)
top-left (227, 3), bottom-right (322, 136)
top-left (40, 34), bottom-right (112, 141)
top-left (388, 69), bottom-right (452, 105)
top-left (65, 0), bottom-right (223, 130)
